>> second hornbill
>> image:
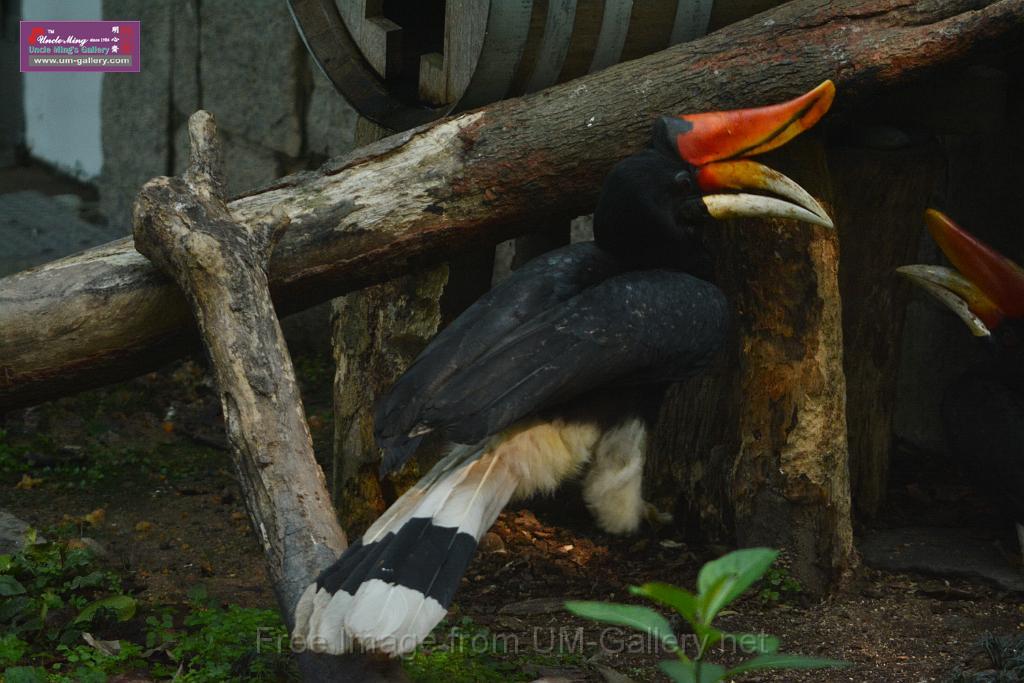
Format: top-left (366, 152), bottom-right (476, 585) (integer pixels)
top-left (898, 210), bottom-right (1024, 563)
top-left (294, 81), bottom-right (837, 655)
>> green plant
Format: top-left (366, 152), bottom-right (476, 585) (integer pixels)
top-left (0, 530), bottom-right (134, 641)
top-left (155, 585), bottom-right (294, 682)
top-left (1, 535), bottom-right (297, 683)
top-left (0, 428), bottom-right (26, 475)
top-left (403, 617), bottom-right (529, 682)
top-left (758, 564), bottom-right (803, 605)
top-left (1, 529), bottom-right (139, 680)
top-left (948, 633), bottom-right (1024, 682)
top-left (566, 548), bottom-right (848, 682)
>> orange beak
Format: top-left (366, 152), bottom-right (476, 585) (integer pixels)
top-left (656, 81), bottom-right (836, 228)
top-left (925, 209), bottom-right (1024, 319)
top-left (897, 210), bottom-right (1024, 336)
top-left (672, 80), bottom-right (836, 166)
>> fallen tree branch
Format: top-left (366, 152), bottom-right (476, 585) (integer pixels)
top-left (132, 112), bottom-right (403, 680)
top-left (2, 0), bottom-right (1022, 410)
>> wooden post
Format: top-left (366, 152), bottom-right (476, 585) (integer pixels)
top-left (831, 141), bottom-right (945, 517)
top-left (329, 117), bottom-right (450, 524)
top-left (131, 111), bottom-right (405, 681)
top-left (650, 140), bottom-right (855, 593)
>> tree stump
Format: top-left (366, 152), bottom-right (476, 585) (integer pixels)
top-left (328, 117), bottom-right (451, 528)
top-left (651, 139), bottom-right (854, 593)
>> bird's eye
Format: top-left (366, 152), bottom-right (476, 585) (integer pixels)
top-left (674, 171), bottom-right (695, 193)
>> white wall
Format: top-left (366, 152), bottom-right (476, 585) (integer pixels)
top-left (21, 0), bottom-right (104, 180)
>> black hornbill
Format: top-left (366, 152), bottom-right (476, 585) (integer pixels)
top-left (294, 81), bottom-right (837, 655)
top-left (897, 209), bottom-right (1024, 562)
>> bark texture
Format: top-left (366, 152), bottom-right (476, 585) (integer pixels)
top-left (131, 112), bottom-right (404, 680)
top-left (330, 268), bottom-right (447, 491)
top-left (832, 143), bottom-right (945, 517)
top-left (2, 0), bottom-right (1021, 411)
top-left (328, 118), bottom-right (450, 524)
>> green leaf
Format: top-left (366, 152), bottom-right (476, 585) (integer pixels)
top-left (0, 634), bottom-right (29, 667)
top-left (697, 548), bottom-right (778, 616)
top-left (659, 660), bottom-right (695, 683)
top-left (660, 659), bottom-right (726, 683)
top-left (2, 666), bottom-right (47, 683)
top-left (0, 575), bottom-right (26, 596)
top-left (726, 632), bottom-right (779, 654)
top-left (68, 571), bottom-right (111, 591)
top-left (727, 653), bottom-right (849, 675)
top-left (73, 666), bottom-right (108, 683)
top-left (631, 583), bottom-right (698, 624)
top-left (697, 574), bottom-right (736, 625)
top-left (565, 601), bottom-right (677, 649)
top-left (692, 623), bottom-right (724, 654)
top-left (0, 596), bottom-right (31, 625)
top-left (74, 595), bottom-right (137, 624)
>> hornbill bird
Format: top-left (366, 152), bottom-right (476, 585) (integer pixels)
top-left (897, 209), bottom-right (1024, 561)
top-left (294, 81), bottom-right (837, 655)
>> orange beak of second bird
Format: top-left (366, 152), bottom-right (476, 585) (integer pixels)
top-left (898, 210), bottom-right (1024, 337)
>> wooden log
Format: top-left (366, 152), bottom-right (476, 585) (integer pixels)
top-left (1, 0), bottom-right (1022, 413)
top-left (131, 110), bottom-right (403, 681)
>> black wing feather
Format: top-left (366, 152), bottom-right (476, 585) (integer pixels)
top-left (421, 270), bottom-right (729, 444)
top-left (375, 243), bottom-right (621, 445)
top-left (377, 243), bottom-right (729, 471)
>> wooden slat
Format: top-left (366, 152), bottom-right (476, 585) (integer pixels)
top-left (589, 0), bottom-right (632, 73)
top-left (419, 52), bottom-right (447, 105)
top-left (457, 0), bottom-right (535, 109)
top-left (444, 0), bottom-right (488, 103)
top-left (287, 0), bottom-right (446, 130)
top-left (525, 0), bottom-right (579, 94)
top-left (671, 0), bottom-right (714, 43)
top-left (556, 0), bottom-right (605, 82)
top-left (621, 0), bottom-right (675, 61)
top-left (708, 0), bottom-right (782, 31)
top-left (362, 16), bottom-right (402, 79)
top-left (508, 0), bottom-right (552, 96)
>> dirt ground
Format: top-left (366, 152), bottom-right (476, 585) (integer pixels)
top-left (2, 358), bottom-right (1021, 682)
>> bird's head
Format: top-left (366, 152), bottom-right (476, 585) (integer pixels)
top-left (594, 80), bottom-right (835, 270)
top-left (898, 210), bottom-right (1024, 348)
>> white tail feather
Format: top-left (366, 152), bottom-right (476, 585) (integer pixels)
top-left (298, 419), bottom-right (600, 656)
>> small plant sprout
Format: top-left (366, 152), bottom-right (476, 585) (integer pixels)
top-left (565, 548), bottom-right (848, 682)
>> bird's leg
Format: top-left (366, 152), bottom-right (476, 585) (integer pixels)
top-left (582, 418), bottom-right (670, 533)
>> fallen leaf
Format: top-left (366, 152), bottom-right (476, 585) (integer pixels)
top-left (84, 508), bottom-right (106, 526)
top-left (83, 632), bottom-right (121, 656)
top-left (15, 474), bottom-right (44, 490)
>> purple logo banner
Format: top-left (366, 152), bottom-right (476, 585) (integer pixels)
top-left (20, 20), bottom-right (140, 73)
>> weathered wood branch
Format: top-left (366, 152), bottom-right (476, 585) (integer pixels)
top-left (2, 0), bottom-right (1022, 410)
top-left (131, 112), bottom-right (403, 680)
